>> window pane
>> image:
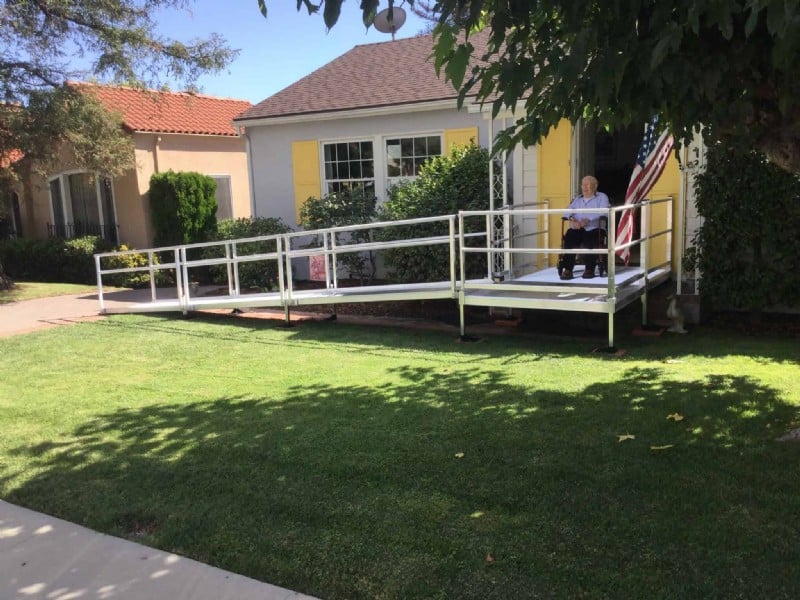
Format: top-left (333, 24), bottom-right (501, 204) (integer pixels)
top-left (360, 160), bottom-right (372, 178)
top-left (360, 141), bottom-right (373, 160)
top-left (68, 173), bottom-right (100, 237)
top-left (213, 176), bottom-right (233, 221)
top-left (325, 162), bottom-right (335, 180)
top-left (338, 161), bottom-right (350, 179)
top-left (101, 177), bottom-right (117, 244)
top-left (349, 142), bottom-right (361, 159)
top-left (49, 180), bottom-right (65, 237)
top-left (414, 137), bottom-right (427, 155)
top-left (401, 138), bottom-right (413, 157)
top-left (337, 143), bottom-right (349, 161)
top-left (428, 136), bottom-right (442, 156)
top-left (324, 144), bottom-right (335, 162)
top-left (350, 161), bottom-right (362, 178)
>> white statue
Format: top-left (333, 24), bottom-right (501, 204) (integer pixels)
top-left (666, 294), bottom-right (688, 334)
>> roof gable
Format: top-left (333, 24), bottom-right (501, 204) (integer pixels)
top-left (236, 30), bottom-right (490, 122)
top-left (76, 84), bottom-right (252, 137)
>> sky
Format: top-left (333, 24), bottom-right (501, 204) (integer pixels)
top-left (153, 1), bottom-right (430, 104)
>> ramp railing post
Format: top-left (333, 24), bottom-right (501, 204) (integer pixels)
top-left (95, 254), bottom-right (106, 313)
top-left (458, 212), bottom-right (467, 337)
top-left (449, 216), bottom-right (456, 297)
top-left (148, 251), bottom-right (157, 301)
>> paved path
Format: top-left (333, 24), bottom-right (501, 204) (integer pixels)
top-left (0, 292), bottom-right (106, 337)
top-left (1, 501), bottom-right (316, 600)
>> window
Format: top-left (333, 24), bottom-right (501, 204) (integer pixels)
top-left (48, 172), bottom-right (117, 243)
top-left (386, 135), bottom-right (442, 183)
top-left (211, 175), bottom-right (233, 220)
top-left (323, 141), bottom-right (375, 196)
top-left (0, 190), bottom-right (21, 239)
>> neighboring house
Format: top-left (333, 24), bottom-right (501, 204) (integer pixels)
top-left (234, 31), bottom-right (690, 275)
top-left (19, 85), bottom-right (253, 249)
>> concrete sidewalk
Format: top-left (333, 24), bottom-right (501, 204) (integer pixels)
top-left (1, 501), bottom-right (317, 600)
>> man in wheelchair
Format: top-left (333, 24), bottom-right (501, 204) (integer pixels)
top-left (559, 175), bottom-right (610, 280)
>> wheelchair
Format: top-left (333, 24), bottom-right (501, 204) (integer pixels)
top-left (557, 216), bottom-right (608, 278)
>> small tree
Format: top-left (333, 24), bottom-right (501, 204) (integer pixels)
top-left (378, 144), bottom-right (490, 282)
top-left (694, 142), bottom-right (800, 323)
top-left (148, 171), bottom-right (218, 247)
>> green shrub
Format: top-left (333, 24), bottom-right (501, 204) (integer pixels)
top-left (0, 236), bottom-right (112, 284)
top-left (377, 144), bottom-right (491, 282)
top-left (693, 142), bottom-right (800, 321)
top-left (207, 217), bottom-right (293, 291)
top-left (299, 189), bottom-right (378, 283)
top-left (148, 170), bottom-right (218, 247)
top-left (101, 245), bottom-right (169, 288)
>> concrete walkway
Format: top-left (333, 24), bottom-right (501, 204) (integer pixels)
top-left (1, 501), bottom-right (316, 600)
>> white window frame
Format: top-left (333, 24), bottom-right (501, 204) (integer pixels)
top-left (384, 133), bottom-right (444, 189)
top-left (317, 131), bottom-right (444, 203)
top-left (320, 138), bottom-right (376, 198)
top-left (47, 170), bottom-right (117, 241)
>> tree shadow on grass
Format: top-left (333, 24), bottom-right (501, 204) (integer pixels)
top-left (4, 364), bottom-right (799, 600)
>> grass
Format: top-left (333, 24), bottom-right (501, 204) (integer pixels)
top-left (1, 313), bottom-right (798, 599)
top-left (0, 281), bottom-right (101, 303)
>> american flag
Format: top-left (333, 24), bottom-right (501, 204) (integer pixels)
top-left (615, 116), bottom-right (674, 264)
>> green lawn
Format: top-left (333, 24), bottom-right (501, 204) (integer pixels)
top-left (0, 281), bottom-right (100, 303)
top-left (1, 314), bottom-right (798, 599)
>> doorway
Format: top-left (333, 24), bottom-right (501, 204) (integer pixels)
top-left (574, 121), bottom-right (643, 261)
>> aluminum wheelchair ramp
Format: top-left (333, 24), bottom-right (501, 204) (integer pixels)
top-left (94, 199), bottom-right (673, 349)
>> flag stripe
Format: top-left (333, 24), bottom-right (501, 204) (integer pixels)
top-left (615, 117), bottom-right (674, 264)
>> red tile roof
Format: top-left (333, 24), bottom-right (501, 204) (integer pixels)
top-left (235, 30), bottom-right (490, 122)
top-left (76, 84), bottom-right (252, 136)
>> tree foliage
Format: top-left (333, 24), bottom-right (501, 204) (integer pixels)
top-left (693, 143), bottom-right (800, 321)
top-left (0, 1), bottom-right (238, 204)
top-left (0, 86), bottom-right (135, 182)
top-left (1, 0), bottom-right (237, 102)
top-left (261, 0), bottom-right (800, 174)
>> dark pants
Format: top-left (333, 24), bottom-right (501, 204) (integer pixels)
top-left (563, 227), bottom-right (602, 272)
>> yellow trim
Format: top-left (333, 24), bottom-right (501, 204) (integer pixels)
top-left (443, 127), bottom-right (478, 154)
top-left (538, 120), bottom-right (573, 265)
top-left (291, 140), bottom-right (321, 221)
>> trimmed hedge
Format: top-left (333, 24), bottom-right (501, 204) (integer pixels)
top-left (0, 236), bottom-right (112, 284)
top-left (149, 170), bottom-right (218, 247)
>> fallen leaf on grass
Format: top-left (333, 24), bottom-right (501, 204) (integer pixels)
top-left (666, 413), bottom-right (684, 421)
top-left (485, 553), bottom-right (495, 563)
top-left (650, 444), bottom-right (674, 451)
top-left (454, 452), bottom-right (465, 458)
top-left (617, 434), bottom-right (636, 442)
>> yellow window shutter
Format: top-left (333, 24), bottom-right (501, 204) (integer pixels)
top-left (537, 119), bottom-right (573, 266)
top-left (443, 127), bottom-right (478, 154)
top-left (292, 140), bottom-right (321, 221)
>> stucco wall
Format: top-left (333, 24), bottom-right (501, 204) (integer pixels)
top-left (19, 132), bottom-right (250, 249)
top-left (245, 107), bottom-right (490, 229)
top-left (128, 132), bottom-right (251, 247)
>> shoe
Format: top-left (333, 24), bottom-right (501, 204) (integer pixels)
top-left (560, 269), bottom-right (573, 280)
top-left (582, 267), bottom-right (595, 279)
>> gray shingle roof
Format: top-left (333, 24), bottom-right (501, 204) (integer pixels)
top-left (235, 30), bottom-right (490, 122)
